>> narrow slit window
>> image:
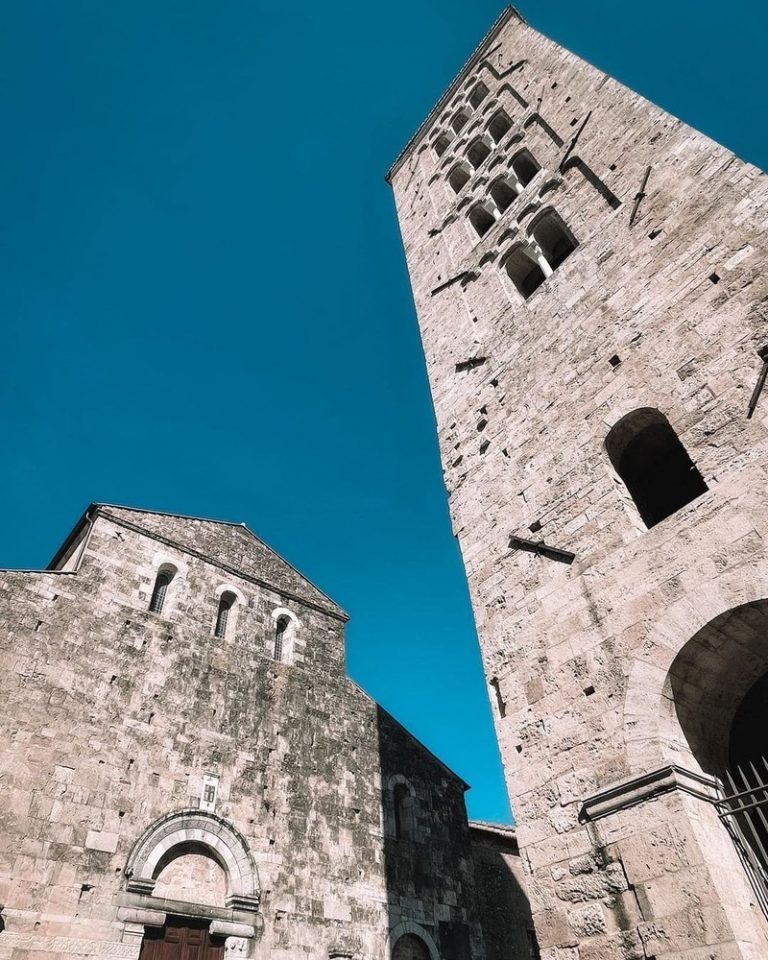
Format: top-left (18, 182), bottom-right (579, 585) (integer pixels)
top-left (149, 570), bottom-right (173, 614)
top-left (469, 203), bottom-right (496, 238)
top-left (531, 209), bottom-right (578, 270)
top-left (433, 134), bottom-right (451, 158)
top-left (274, 615), bottom-right (290, 662)
top-left (511, 148), bottom-right (540, 186)
top-left (502, 246), bottom-right (547, 299)
top-left (214, 592), bottom-right (236, 638)
top-left (448, 163), bottom-right (471, 194)
top-left (490, 177), bottom-right (519, 213)
top-left (468, 81), bottom-right (490, 108)
top-left (467, 137), bottom-right (491, 170)
top-left (605, 408), bottom-right (708, 528)
top-left (488, 109), bottom-right (513, 144)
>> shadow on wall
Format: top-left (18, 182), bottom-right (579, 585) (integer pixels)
top-left (376, 707), bottom-right (537, 960)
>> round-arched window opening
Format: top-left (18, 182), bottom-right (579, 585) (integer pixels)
top-left (149, 565), bottom-right (177, 614)
top-left (214, 591), bottom-right (236, 638)
top-left (511, 148), bottom-right (540, 187)
top-left (605, 408), bottom-right (708, 529)
top-left (274, 615), bottom-right (290, 662)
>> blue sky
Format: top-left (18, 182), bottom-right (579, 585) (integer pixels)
top-left (1, 0), bottom-right (765, 823)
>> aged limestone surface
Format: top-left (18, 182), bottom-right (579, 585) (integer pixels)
top-left (0, 503), bottom-right (522, 959)
top-left (388, 6), bottom-right (768, 959)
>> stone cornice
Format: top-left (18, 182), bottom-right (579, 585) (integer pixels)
top-left (580, 764), bottom-right (720, 822)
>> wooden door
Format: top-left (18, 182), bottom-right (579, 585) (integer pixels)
top-left (139, 917), bottom-right (225, 960)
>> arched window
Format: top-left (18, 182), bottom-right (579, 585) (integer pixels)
top-left (467, 137), bottom-right (492, 170)
top-left (448, 163), bottom-right (471, 194)
top-left (450, 110), bottom-right (470, 134)
top-left (433, 134), bottom-right (450, 158)
top-left (511, 148), bottom-right (540, 186)
top-left (393, 782), bottom-right (411, 840)
top-left (468, 81), bottom-right (489, 108)
top-left (489, 177), bottom-right (519, 213)
top-left (469, 203), bottom-right (496, 238)
top-left (488, 109), bottom-right (513, 144)
top-left (274, 615), bottom-right (290, 662)
top-left (502, 245), bottom-right (547, 299)
top-left (605, 408), bottom-right (708, 528)
top-left (530, 209), bottom-right (578, 271)
top-left (149, 567), bottom-right (175, 614)
top-left (214, 592), bottom-right (236, 638)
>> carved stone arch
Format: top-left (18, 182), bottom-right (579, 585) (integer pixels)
top-left (214, 583), bottom-right (246, 604)
top-left (387, 920), bottom-right (441, 960)
top-left (125, 809), bottom-right (260, 911)
top-left (622, 571), bottom-right (768, 775)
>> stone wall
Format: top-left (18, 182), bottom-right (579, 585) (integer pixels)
top-left (469, 823), bottom-right (534, 960)
top-left (389, 7), bottom-right (768, 959)
top-left (0, 504), bottom-right (486, 959)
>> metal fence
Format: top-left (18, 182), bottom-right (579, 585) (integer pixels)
top-left (716, 760), bottom-right (768, 919)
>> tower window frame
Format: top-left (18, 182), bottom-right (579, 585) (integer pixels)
top-left (528, 208), bottom-right (579, 272)
top-left (433, 133), bottom-right (451, 158)
top-left (450, 109), bottom-right (471, 135)
top-left (468, 81), bottom-right (490, 109)
top-left (447, 162), bottom-right (472, 194)
top-left (605, 407), bottom-right (709, 529)
top-left (510, 148), bottom-right (541, 187)
top-left (468, 201), bottom-right (497, 239)
top-left (487, 108), bottom-right (513, 144)
top-left (467, 136), bottom-right (492, 170)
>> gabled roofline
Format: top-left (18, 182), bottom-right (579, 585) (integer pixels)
top-left (47, 502), bottom-right (349, 621)
top-left (385, 6), bottom-right (525, 184)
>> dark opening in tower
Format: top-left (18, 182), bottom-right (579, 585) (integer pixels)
top-left (502, 246), bottom-right (546, 299)
top-left (531, 209), bottom-right (578, 270)
top-left (488, 109), bottom-right (513, 144)
top-left (605, 408), bottom-right (708, 528)
top-left (511, 148), bottom-right (540, 186)
top-left (469, 203), bottom-right (496, 238)
top-left (467, 137), bottom-right (492, 170)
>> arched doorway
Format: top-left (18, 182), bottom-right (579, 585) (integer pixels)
top-left (668, 600), bottom-right (768, 915)
top-left (392, 933), bottom-right (431, 960)
top-left (139, 917), bottom-right (225, 959)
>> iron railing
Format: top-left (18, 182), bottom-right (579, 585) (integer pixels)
top-left (716, 760), bottom-right (768, 919)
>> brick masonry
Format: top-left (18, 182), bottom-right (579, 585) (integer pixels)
top-left (388, 6), bottom-right (768, 959)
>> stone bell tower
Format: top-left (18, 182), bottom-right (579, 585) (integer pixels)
top-left (387, 6), bottom-right (768, 958)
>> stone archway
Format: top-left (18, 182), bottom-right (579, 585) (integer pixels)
top-left (620, 571), bottom-right (768, 775)
top-left (387, 921), bottom-right (440, 960)
top-left (665, 599), bottom-right (768, 777)
top-left (125, 809), bottom-right (260, 912)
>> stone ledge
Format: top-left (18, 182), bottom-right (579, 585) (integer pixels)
top-left (580, 764), bottom-right (720, 821)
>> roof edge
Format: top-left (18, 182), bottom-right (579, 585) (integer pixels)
top-left (48, 502), bottom-right (349, 621)
top-left (468, 818), bottom-right (518, 842)
top-left (385, 5), bottom-right (525, 184)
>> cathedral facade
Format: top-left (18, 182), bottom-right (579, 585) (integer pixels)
top-left (388, 6), bottom-right (768, 959)
top-left (0, 503), bottom-right (530, 959)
